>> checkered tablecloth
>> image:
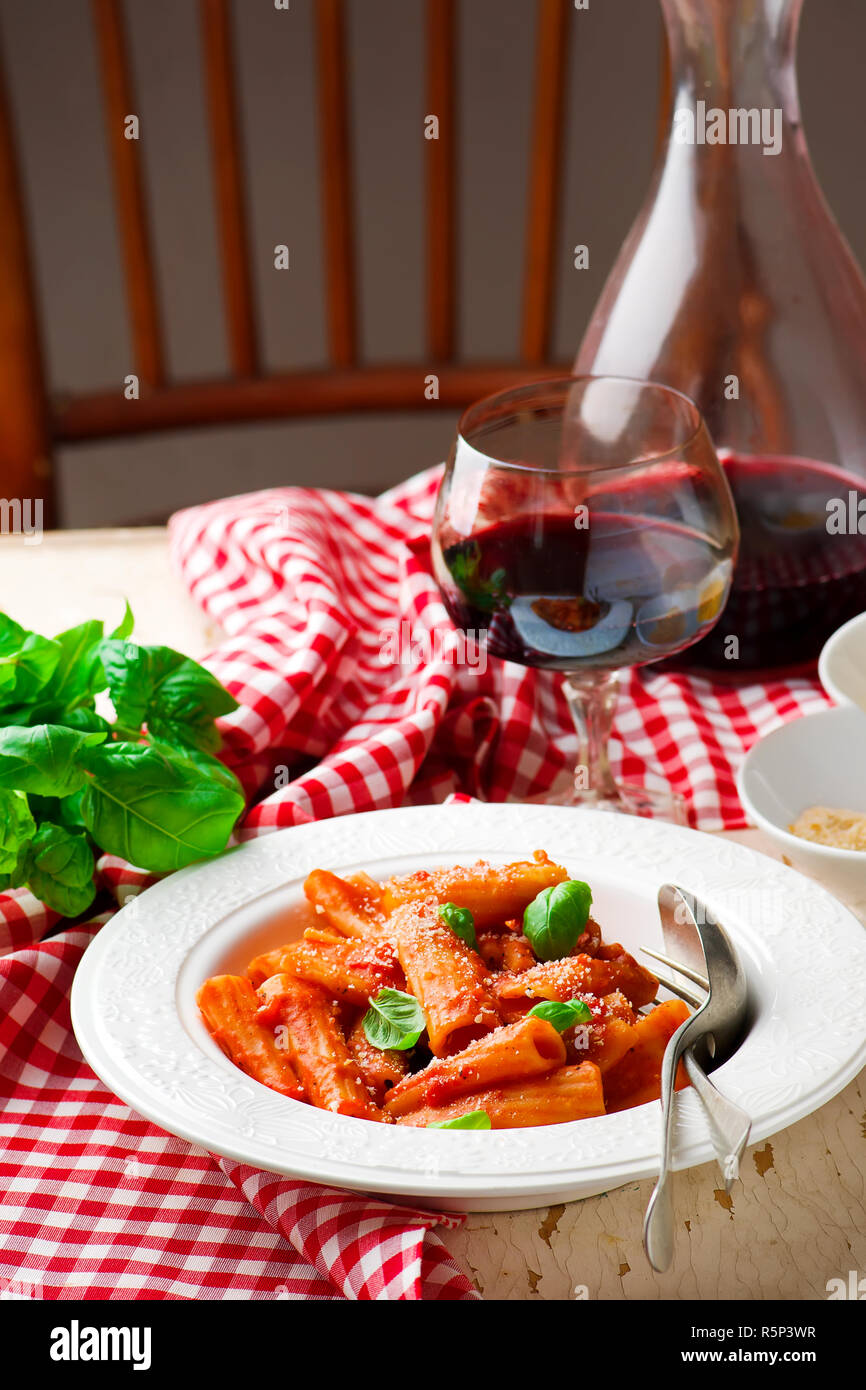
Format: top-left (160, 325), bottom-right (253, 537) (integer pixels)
top-left (0, 466), bottom-right (829, 1301)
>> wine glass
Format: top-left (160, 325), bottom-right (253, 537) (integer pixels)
top-left (431, 377), bottom-right (739, 822)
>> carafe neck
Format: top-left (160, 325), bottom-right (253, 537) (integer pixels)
top-left (661, 0), bottom-right (802, 122)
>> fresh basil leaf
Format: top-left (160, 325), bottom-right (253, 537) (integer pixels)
top-left (80, 740), bottom-right (244, 873)
top-left (438, 901), bottom-right (477, 951)
top-left (48, 620), bottom-right (105, 709)
top-left (61, 708), bottom-right (112, 736)
top-left (362, 988), bottom-right (427, 1052)
top-left (147, 740), bottom-right (244, 797)
top-left (0, 613), bottom-right (28, 651)
top-left (0, 701), bottom-right (106, 731)
top-left (0, 630), bottom-right (62, 708)
top-left (109, 600), bottom-right (135, 641)
top-left (99, 641), bottom-right (238, 752)
top-left (528, 997), bottom-right (593, 1031)
top-left (0, 724), bottom-right (107, 797)
top-left (0, 788), bottom-right (36, 876)
top-left (427, 1110), bottom-right (492, 1131)
top-left (523, 880), bottom-right (593, 962)
top-left (28, 790), bottom-right (88, 835)
top-left (23, 823), bottom-right (96, 917)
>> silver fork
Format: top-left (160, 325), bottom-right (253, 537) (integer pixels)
top-left (640, 948), bottom-right (752, 1189)
top-left (641, 884), bottom-right (751, 1273)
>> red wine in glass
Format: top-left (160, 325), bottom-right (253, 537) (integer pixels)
top-left (431, 376), bottom-right (739, 820)
top-left (438, 511), bottom-right (731, 672)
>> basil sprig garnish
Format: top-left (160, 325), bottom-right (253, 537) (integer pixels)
top-left (528, 998), bottom-right (593, 1032)
top-left (438, 901), bottom-right (477, 951)
top-left (427, 1110), bottom-right (492, 1130)
top-left (523, 879), bottom-right (593, 961)
top-left (362, 988), bottom-right (427, 1051)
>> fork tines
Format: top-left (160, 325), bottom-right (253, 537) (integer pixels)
top-left (640, 945), bottom-right (708, 1011)
top-left (640, 945), bottom-right (709, 991)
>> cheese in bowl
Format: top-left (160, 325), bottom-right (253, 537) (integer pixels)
top-left (790, 805), bottom-right (866, 852)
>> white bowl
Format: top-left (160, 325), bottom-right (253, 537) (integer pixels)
top-left (738, 705), bottom-right (866, 906)
top-left (71, 803), bottom-right (866, 1212)
top-left (819, 611), bottom-right (866, 712)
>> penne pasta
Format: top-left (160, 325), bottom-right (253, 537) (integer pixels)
top-left (383, 1016), bottom-right (566, 1117)
top-left (574, 916), bottom-right (603, 957)
top-left (390, 899), bottom-right (501, 1056)
top-left (382, 851), bottom-right (568, 929)
top-left (345, 1014), bottom-right (409, 1106)
top-left (603, 999), bottom-right (691, 1111)
top-left (476, 931), bottom-right (507, 970)
top-left (592, 942), bottom-right (659, 1009)
top-left (493, 946), bottom-right (658, 1013)
top-left (303, 868), bottom-right (388, 938)
top-left (395, 1062), bottom-right (606, 1129)
top-left (501, 934), bottom-right (537, 974)
top-left (196, 975), bottom-right (305, 1101)
top-left (196, 849), bottom-right (685, 1132)
top-left (256, 974), bottom-right (381, 1120)
top-left (572, 991), bottom-right (639, 1071)
top-left (247, 929), bottom-right (403, 1004)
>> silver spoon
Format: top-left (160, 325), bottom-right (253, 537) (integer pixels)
top-left (642, 884), bottom-right (751, 1273)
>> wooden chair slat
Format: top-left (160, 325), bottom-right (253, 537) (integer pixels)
top-left (521, 0), bottom-right (570, 364)
top-left (426, 0), bottom-right (456, 362)
top-left (0, 43), bottom-right (54, 522)
top-left (200, 0), bottom-right (259, 378)
top-left (314, 0), bottom-right (357, 367)
top-left (53, 362), bottom-right (569, 438)
top-left (92, 0), bottom-right (165, 388)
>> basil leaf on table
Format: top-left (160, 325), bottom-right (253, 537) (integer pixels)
top-left (48, 620), bottom-right (106, 710)
top-left (362, 989), bottom-right (427, 1052)
top-left (438, 901), bottom-right (477, 951)
top-left (80, 740), bottom-right (245, 873)
top-left (523, 880), bottom-right (593, 962)
top-left (0, 619), bottom-right (62, 709)
top-left (528, 998), bottom-right (593, 1031)
top-left (0, 787), bottom-right (36, 876)
top-left (0, 724), bottom-right (107, 797)
top-left (60, 708), bottom-right (113, 736)
top-left (427, 1110), bottom-right (492, 1131)
top-left (149, 740), bottom-right (245, 798)
top-left (99, 640), bottom-right (238, 751)
top-left (109, 600), bottom-right (135, 641)
top-left (27, 790), bottom-right (88, 836)
top-left (23, 822), bottom-right (96, 918)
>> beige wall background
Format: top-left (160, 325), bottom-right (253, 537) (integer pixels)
top-left (0, 0), bottom-right (863, 526)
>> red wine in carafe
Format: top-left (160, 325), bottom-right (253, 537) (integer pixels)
top-left (685, 455), bottom-right (866, 669)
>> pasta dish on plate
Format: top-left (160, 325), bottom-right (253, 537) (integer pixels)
top-left (197, 851), bottom-right (689, 1130)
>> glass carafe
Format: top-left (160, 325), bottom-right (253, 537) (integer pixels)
top-left (575, 0), bottom-right (866, 671)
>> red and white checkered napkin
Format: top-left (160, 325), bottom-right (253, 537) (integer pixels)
top-left (168, 465), bottom-right (830, 829)
top-left (0, 465), bottom-right (830, 1301)
top-left (0, 916), bottom-right (477, 1301)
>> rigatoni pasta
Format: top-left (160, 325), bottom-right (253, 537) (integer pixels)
top-left (393, 1063), bottom-right (606, 1129)
top-left (197, 853), bottom-right (691, 1130)
top-left (389, 900), bottom-right (501, 1056)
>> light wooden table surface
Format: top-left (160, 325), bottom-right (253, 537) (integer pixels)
top-left (3, 528), bottom-right (864, 1302)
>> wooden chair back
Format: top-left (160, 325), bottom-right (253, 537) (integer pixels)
top-left (0, 0), bottom-right (668, 526)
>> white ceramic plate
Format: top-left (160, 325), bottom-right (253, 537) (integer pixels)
top-left (71, 804), bottom-right (866, 1213)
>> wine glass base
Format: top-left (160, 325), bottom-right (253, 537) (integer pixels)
top-left (528, 781), bottom-right (689, 825)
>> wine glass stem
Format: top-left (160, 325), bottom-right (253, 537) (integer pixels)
top-left (562, 671), bottom-right (621, 800)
